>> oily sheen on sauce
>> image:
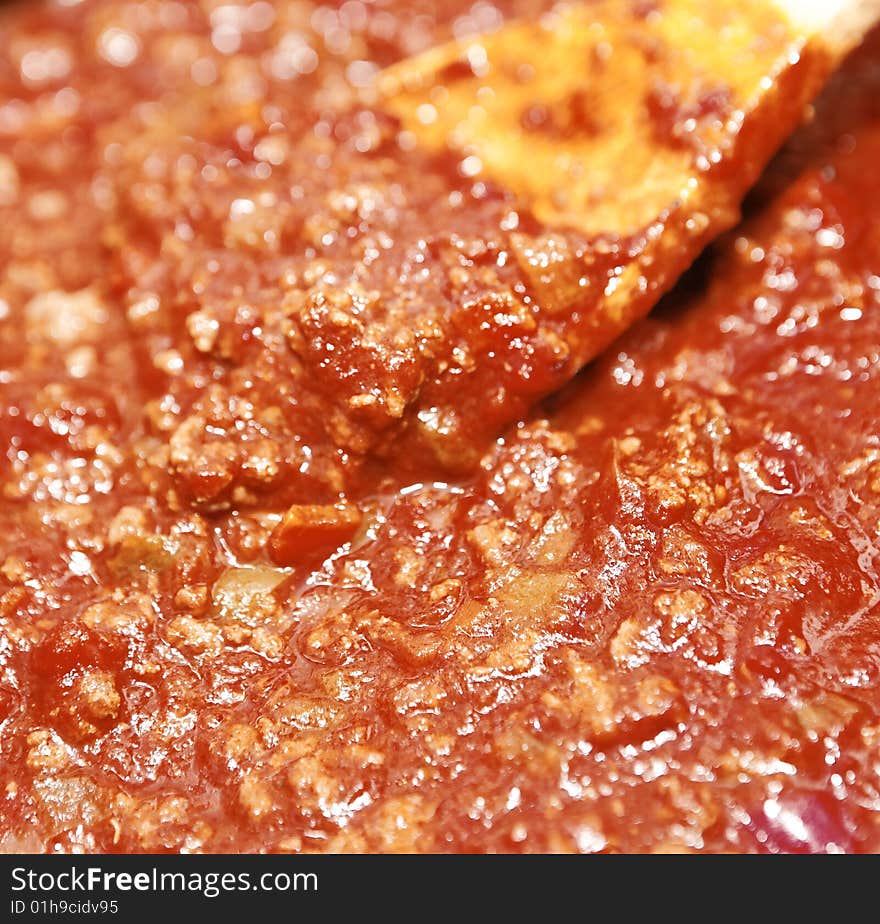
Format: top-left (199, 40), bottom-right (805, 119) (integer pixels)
top-left (1, 1), bottom-right (880, 852)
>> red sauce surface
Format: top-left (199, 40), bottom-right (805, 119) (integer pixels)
top-left (61, 0), bottom-right (812, 509)
top-left (2, 1), bottom-right (880, 853)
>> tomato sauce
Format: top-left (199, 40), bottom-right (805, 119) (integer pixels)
top-left (1, 0), bottom-right (880, 853)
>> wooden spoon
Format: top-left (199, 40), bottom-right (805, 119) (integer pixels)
top-left (370, 0), bottom-right (880, 465)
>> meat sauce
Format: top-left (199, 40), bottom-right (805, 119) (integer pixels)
top-left (1, 0), bottom-right (880, 853)
top-left (65, 0), bottom-right (819, 511)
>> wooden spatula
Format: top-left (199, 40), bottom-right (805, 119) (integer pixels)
top-left (369, 0), bottom-right (880, 467)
